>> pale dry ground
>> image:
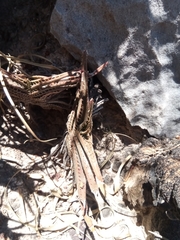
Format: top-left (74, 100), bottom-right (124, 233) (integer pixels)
top-left (0, 108), bottom-right (147, 240)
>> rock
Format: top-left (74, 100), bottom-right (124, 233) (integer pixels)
top-left (50, 0), bottom-right (180, 138)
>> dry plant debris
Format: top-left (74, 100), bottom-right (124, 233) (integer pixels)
top-left (0, 51), bottom-right (147, 239)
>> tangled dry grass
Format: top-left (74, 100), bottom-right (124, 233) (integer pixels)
top-left (0, 52), bottom-right (147, 240)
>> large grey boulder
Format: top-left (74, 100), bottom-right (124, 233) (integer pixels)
top-left (50, 0), bottom-right (180, 138)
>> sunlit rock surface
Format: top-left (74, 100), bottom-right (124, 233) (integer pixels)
top-left (50, 0), bottom-right (180, 138)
